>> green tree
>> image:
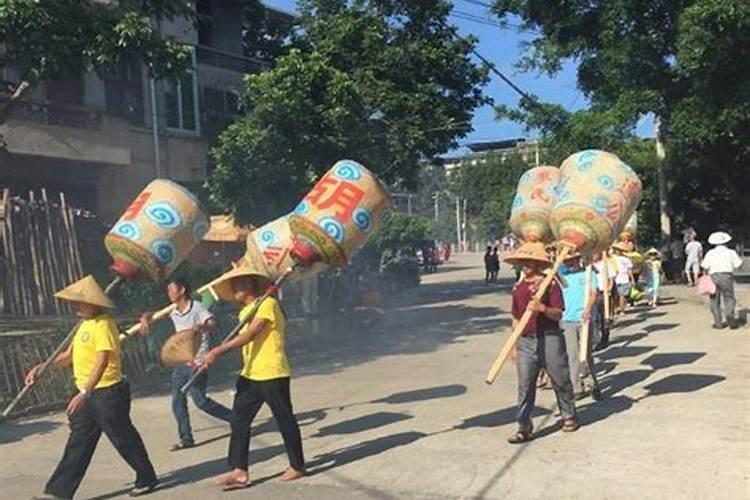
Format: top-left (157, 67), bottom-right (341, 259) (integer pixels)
top-left (209, 0), bottom-right (489, 224)
top-left (492, 0), bottom-right (750, 238)
top-left (0, 0), bottom-right (193, 128)
top-left (450, 152), bottom-right (530, 240)
top-left (241, 0), bottom-right (298, 61)
top-left (373, 211), bottom-right (433, 251)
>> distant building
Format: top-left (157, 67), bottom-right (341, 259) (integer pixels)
top-left (442, 138), bottom-right (542, 174)
top-left (0, 0), bottom-right (292, 222)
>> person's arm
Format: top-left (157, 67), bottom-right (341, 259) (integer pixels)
top-left (203, 316), bottom-right (270, 366)
top-left (138, 311), bottom-right (157, 335)
top-left (66, 351), bottom-right (109, 416)
top-left (25, 343), bottom-right (73, 385)
top-left (733, 251), bottom-right (743, 270)
top-left (528, 298), bottom-right (562, 321)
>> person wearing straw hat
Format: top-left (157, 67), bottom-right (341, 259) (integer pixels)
top-left (201, 262), bottom-right (305, 489)
top-left (559, 252), bottom-right (597, 399)
top-left (25, 276), bottom-right (158, 499)
top-left (138, 277), bottom-right (232, 451)
top-left (610, 242), bottom-right (634, 315)
top-left (504, 242), bottom-right (579, 444)
top-left (644, 248), bottom-right (663, 308)
top-left (701, 231), bottom-right (743, 329)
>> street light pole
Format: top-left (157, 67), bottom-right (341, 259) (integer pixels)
top-left (433, 192), bottom-right (440, 221)
top-left (455, 196), bottom-right (461, 253)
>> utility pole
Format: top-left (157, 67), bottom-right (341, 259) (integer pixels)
top-left (462, 198), bottom-right (468, 252)
top-left (407, 194), bottom-right (413, 216)
top-left (455, 196), bottom-right (461, 253)
top-left (534, 141), bottom-right (540, 167)
top-left (655, 116), bottom-right (671, 244)
top-left (433, 192), bottom-right (440, 221)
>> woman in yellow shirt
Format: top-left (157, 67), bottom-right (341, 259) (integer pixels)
top-left (25, 276), bottom-right (158, 499)
top-left (203, 264), bottom-right (305, 489)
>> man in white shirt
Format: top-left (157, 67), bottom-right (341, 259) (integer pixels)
top-left (611, 244), bottom-right (634, 315)
top-left (140, 278), bottom-right (232, 449)
top-left (701, 232), bottom-right (743, 329)
top-left (684, 233), bottom-right (703, 286)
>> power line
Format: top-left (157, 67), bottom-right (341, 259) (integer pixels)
top-left (455, 0), bottom-right (494, 8)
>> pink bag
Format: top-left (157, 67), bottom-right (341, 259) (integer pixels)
top-left (696, 275), bottom-right (716, 295)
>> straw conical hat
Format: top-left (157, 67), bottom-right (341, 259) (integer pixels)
top-left (160, 329), bottom-right (198, 368)
top-left (503, 241), bottom-right (552, 267)
top-left (54, 275), bottom-right (115, 309)
top-left (611, 241), bottom-right (630, 252)
top-left (211, 255), bottom-right (274, 303)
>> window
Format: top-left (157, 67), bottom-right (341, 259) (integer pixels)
top-left (104, 59), bottom-right (145, 127)
top-left (165, 51), bottom-right (199, 133)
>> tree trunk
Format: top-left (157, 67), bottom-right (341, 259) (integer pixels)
top-left (0, 80), bottom-right (32, 126)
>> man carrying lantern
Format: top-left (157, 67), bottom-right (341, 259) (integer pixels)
top-left (504, 242), bottom-right (579, 443)
top-left (25, 276), bottom-right (158, 499)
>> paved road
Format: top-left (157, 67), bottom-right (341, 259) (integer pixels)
top-left (2, 254), bottom-right (748, 499)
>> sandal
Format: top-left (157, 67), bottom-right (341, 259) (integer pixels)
top-left (507, 431), bottom-right (534, 444)
top-left (562, 418), bottom-right (580, 432)
top-left (214, 471), bottom-right (250, 491)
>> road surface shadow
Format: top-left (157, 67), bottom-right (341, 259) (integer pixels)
top-left (597, 345), bottom-right (657, 361)
top-left (307, 431), bottom-right (427, 475)
top-left (599, 369), bottom-right (653, 398)
top-left (314, 412), bottom-right (413, 437)
top-left (453, 406), bottom-right (551, 430)
top-left (371, 384), bottom-right (467, 405)
top-left (576, 395), bottom-right (637, 427)
top-left (0, 419), bottom-right (61, 444)
top-left (640, 352), bottom-right (706, 370)
top-left (642, 323), bottom-right (680, 333)
top-left (638, 373), bottom-right (725, 400)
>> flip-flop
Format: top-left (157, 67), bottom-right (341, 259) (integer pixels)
top-left (562, 419), bottom-right (580, 432)
top-left (507, 431), bottom-right (534, 444)
top-left (222, 480), bottom-right (250, 492)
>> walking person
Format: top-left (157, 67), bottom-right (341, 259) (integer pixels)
top-left (669, 238), bottom-right (685, 284)
top-left (484, 246), bottom-right (493, 284)
top-left (504, 242), bottom-right (579, 444)
top-left (701, 232), bottom-right (744, 329)
top-left (202, 263), bottom-right (305, 489)
top-left (592, 252), bottom-right (614, 350)
top-left (490, 247), bottom-right (500, 282)
top-left (25, 276), bottom-right (158, 499)
top-left (559, 254), bottom-right (596, 399)
top-left (139, 278), bottom-right (232, 450)
top-left (684, 233), bottom-right (703, 287)
top-left (645, 248), bottom-right (663, 308)
top-left (611, 243), bottom-right (634, 315)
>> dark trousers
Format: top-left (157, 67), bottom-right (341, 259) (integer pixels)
top-left (228, 376), bottom-right (304, 472)
top-left (592, 292), bottom-right (609, 346)
top-left (709, 273), bottom-right (737, 325)
top-left (515, 332), bottom-right (577, 433)
top-left (45, 381), bottom-right (156, 499)
top-left (171, 364), bottom-right (232, 444)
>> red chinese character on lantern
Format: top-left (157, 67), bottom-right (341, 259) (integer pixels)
top-left (306, 175), bottom-right (364, 222)
top-left (530, 187), bottom-right (550, 203)
top-left (123, 192), bottom-right (151, 220)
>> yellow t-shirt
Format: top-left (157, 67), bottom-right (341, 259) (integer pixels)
top-left (238, 297), bottom-right (290, 381)
top-left (72, 315), bottom-right (122, 390)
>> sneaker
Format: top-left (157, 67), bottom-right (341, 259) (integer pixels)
top-left (129, 481), bottom-right (159, 497)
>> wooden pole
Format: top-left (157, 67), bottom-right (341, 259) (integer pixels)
top-left (41, 189), bottom-right (64, 314)
top-left (180, 265), bottom-right (297, 394)
top-left (579, 264), bottom-right (593, 363)
top-left (1, 276), bottom-right (123, 420)
top-left (0, 189), bottom-right (8, 314)
top-left (485, 244), bottom-right (572, 384)
top-left (603, 251), bottom-right (611, 321)
top-left (27, 191), bottom-right (48, 313)
top-left (3, 190), bottom-right (20, 314)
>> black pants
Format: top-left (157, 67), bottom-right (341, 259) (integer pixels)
top-left (45, 381), bottom-right (157, 499)
top-left (228, 376), bottom-right (304, 472)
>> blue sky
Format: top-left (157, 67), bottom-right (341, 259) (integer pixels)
top-left (261, 0), bottom-right (654, 155)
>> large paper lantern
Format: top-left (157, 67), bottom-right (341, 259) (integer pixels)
top-left (105, 180), bottom-right (209, 280)
top-left (509, 166), bottom-right (560, 243)
top-left (551, 150), bottom-right (642, 254)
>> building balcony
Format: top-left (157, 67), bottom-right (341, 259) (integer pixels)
top-left (195, 45), bottom-right (269, 74)
top-left (10, 100), bottom-right (103, 130)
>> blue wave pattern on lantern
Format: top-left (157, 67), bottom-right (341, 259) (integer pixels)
top-left (512, 194), bottom-right (524, 208)
top-left (576, 150), bottom-right (598, 171)
top-left (259, 230), bottom-right (276, 247)
top-left (332, 160), bottom-right (362, 182)
top-left (519, 171), bottom-right (533, 185)
top-left (192, 221), bottom-right (209, 243)
top-left (352, 207), bottom-right (373, 232)
top-left (592, 195), bottom-right (610, 214)
top-left (151, 239), bottom-right (176, 265)
top-left (112, 221), bottom-right (141, 241)
top-left (294, 200), bottom-right (310, 215)
top-left (145, 201), bottom-right (182, 229)
top-left (558, 189), bottom-right (571, 203)
top-left (596, 175), bottom-right (615, 190)
top-left (319, 217), bottom-right (345, 243)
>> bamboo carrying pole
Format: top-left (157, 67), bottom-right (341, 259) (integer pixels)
top-left (180, 265), bottom-right (298, 394)
top-left (603, 252), bottom-right (612, 321)
top-left (1, 276), bottom-right (123, 419)
top-left (579, 264), bottom-right (593, 363)
top-left (485, 244), bottom-right (573, 384)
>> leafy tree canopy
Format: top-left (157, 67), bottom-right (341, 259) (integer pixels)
top-left (209, 0), bottom-right (489, 224)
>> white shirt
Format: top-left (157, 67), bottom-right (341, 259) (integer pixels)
top-left (614, 256), bottom-right (633, 285)
top-left (593, 260), bottom-right (617, 291)
top-left (169, 300), bottom-right (214, 363)
top-left (685, 241), bottom-right (702, 262)
top-left (701, 246), bottom-right (743, 274)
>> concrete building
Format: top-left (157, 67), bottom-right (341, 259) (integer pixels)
top-left (0, 0), bottom-right (287, 222)
top-left (443, 138), bottom-right (542, 174)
